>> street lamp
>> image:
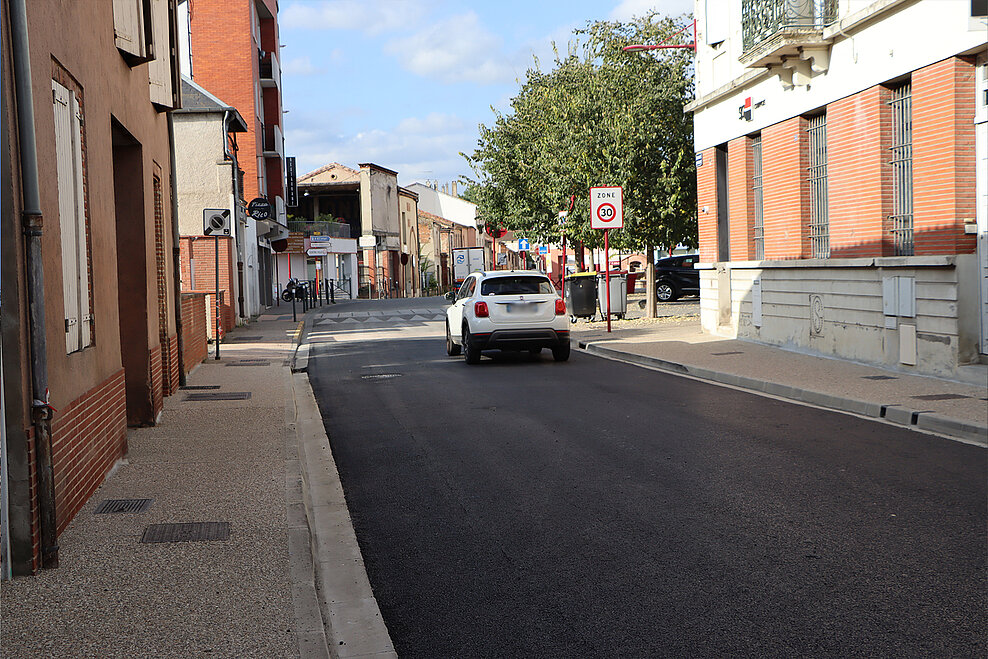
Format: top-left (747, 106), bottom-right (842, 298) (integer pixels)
top-left (622, 20), bottom-right (696, 52)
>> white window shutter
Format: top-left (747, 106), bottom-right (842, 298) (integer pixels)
top-left (148, 0), bottom-right (173, 106)
top-left (53, 81), bottom-right (80, 353)
top-left (113, 0), bottom-right (146, 58)
top-left (70, 91), bottom-right (92, 348)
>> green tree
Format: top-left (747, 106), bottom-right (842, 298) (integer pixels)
top-left (464, 13), bottom-right (696, 313)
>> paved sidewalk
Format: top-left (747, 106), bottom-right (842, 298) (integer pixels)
top-left (0, 305), bottom-right (387, 658)
top-left (573, 316), bottom-right (988, 446)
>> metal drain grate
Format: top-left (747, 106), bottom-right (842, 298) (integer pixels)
top-left (225, 360), bottom-right (271, 366)
top-left (230, 335), bottom-right (264, 341)
top-left (711, 351), bottom-right (744, 356)
top-left (361, 373), bottom-right (402, 380)
top-left (862, 375), bottom-right (898, 381)
top-left (141, 522), bottom-right (230, 543)
top-left (179, 385), bottom-right (221, 390)
top-left (183, 392), bottom-right (251, 401)
top-left (911, 393), bottom-right (971, 401)
top-left (94, 498), bottom-right (153, 514)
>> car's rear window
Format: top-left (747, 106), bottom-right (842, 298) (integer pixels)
top-left (481, 276), bottom-right (555, 296)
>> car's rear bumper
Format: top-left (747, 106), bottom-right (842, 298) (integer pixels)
top-left (468, 328), bottom-right (569, 351)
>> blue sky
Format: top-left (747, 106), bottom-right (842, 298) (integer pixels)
top-left (279, 0), bottom-right (693, 188)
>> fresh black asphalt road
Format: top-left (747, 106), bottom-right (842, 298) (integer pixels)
top-left (307, 298), bottom-right (986, 658)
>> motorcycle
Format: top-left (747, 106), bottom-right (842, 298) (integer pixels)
top-left (281, 278), bottom-right (309, 302)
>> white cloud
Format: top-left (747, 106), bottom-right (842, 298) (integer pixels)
top-left (287, 112), bottom-right (476, 184)
top-left (384, 12), bottom-right (515, 85)
top-left (281, 0), bottom-right (425, 35)
top-left (282, 55), bottom-right (331, 76)
top-left (610, 0), bottom-right (694, 21)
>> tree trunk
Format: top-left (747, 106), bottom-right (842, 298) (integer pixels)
top-left (574, 241), bottom-right (585, 272)
top-left (645, 246), bottom-right (656, 319)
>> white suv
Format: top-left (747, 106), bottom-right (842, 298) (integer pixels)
top-left (445, 270), bottom-right (571, 364)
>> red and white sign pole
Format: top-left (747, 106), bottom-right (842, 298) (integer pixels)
top-left (590, 186), bottom-right (623, 333)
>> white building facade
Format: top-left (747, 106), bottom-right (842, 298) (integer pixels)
top-left (689, 0), bottom-right (987, 380)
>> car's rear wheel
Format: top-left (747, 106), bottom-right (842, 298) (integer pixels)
top-left (462, 325), bottom-right (481, 364)
top-left (446, 323), bottom-right (461, 356)
top-left (551, 341), bottom-right (570, 362)
top-left (656, 280), bottom-right (680, 302)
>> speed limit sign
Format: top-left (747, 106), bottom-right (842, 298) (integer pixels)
top-left (590, 186), bottom-right (623, 229)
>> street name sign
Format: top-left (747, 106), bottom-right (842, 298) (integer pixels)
top-left (307, 248), bottom-right (329, 256)
top-left (590, 186), bottom-right (623, 229)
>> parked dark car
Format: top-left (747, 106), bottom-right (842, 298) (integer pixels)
top-left (654, 254), bottom-right (700, 302)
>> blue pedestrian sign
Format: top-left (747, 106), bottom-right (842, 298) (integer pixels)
top-left (518, 238), bottom-right (530, 251)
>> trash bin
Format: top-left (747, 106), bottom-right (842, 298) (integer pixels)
top-left (597, 271), bottom-right (628, 319)
top-left (565, 272), bottom-right (598, 321)
top-left (626, 271), bottom-right (642, 294)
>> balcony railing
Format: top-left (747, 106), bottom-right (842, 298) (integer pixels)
top-left (258, 49), bottom-right (281, 89)
top-left (287, 220), bottom-right (351, 238)
top-left (742, 0), bottom-right (837, 55)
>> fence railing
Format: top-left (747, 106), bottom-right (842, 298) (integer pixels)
top-left (287, 220), bottom-right (351, 238)
top-left (741, 0), bottom-right (837, 53)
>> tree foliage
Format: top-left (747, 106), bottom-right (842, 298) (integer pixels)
top-left (463, 13), bottom-right (696, 252)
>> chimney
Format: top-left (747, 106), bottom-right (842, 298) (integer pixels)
top-left (451, 181), bottom-right (458, 197)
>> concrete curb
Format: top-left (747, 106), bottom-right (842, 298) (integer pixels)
top-left (292, 316), bottom-right (312, 373)
top-left (292, 373), bottom-right (397, 659)
top-left (579, 340), bottom-right (987, 447)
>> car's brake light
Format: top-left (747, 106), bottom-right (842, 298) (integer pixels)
top-left (555, 298), bottom-right (566, 315)
top-left (474, 301), bottom-right (489, 318)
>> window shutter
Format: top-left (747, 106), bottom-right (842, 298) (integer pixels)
top-left (113, 0), bottom-right (147, 59)
top-left (148, 0), bottom-right (173, 107)
top-left (70, 92), bottom-right (92, 348)
top-left (53, 81), bottom-right (80, 353)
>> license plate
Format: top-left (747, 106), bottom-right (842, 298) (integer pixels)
top-left (505, 302), bottom-right (536, 313)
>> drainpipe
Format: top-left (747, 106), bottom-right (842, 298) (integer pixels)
top-left (11, 0), bottom-right (58, 569)
top-left (167, 114), bottom-right (186, 387)
top-left (225, 111), bottom-right (246, 321)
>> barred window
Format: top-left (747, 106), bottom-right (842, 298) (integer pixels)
top-left (807, 113), bottom-right (829, 258)
top-left (752, 134), bottom-right (764, 260)
top-left (889, 82), bottom-right (913, 256)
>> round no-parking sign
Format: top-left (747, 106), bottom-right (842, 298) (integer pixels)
top-left (590, 186), bottom-right (623, 229)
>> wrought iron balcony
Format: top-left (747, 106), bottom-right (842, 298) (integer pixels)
top-left (741, 0), bottom-right (837, 67)
top-left (287, 219), bottom-right (351, 239)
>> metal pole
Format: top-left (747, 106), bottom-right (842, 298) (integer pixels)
top-left (214, 234), bottom-right (221, 359)
top-left (275, 254), bottom-right (280, 307)
top-left (605, 230), bottom-right (611, 333)
top-left (292, 285), bottom-right (297, 322)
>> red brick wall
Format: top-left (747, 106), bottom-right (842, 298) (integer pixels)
top-left (913, 56), bottom-right (978, 255)
top-left (697, 147), bottom-right (718, 262)
top-left (165, 334), bottom-right (180, 396)
top-left (180, 236), bottom-right (236, 331)
top-left (181, 293), bottom-right (209, 372)
top-left (761, 116), bottom-right (810, 259)
top-left (25, 426), bottom-right (39, 573)
top-left (828, 85), bottom-right (891, 257)
top-left (727, 136), bottom-right (754, 260)
top-left (191, 0), bottom-right (281, 204)
top-left (150, 344), bottom-right (163, 419)
top-left (50, 369), bottom-right (127, 536)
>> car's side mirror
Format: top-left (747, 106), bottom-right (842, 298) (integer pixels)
top-left (444, 291), bottom-right (456, 301)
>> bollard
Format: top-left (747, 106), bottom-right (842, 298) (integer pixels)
top-left (330, 279), bottom-right (335, 304)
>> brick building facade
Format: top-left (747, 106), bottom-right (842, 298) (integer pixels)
top-left (2, 0), bottom-right (182, 574)
top-left (689, 0), bottom-right (987, 378)
top-left (178, 0), bottom-right (286, 324)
